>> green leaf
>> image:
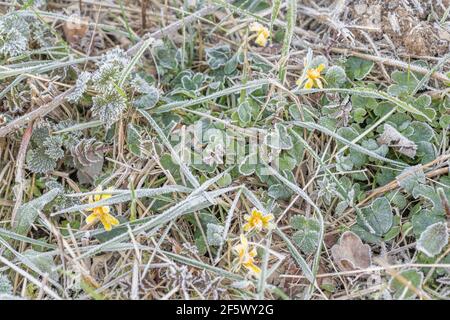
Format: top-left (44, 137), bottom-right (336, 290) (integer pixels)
top-left (237, 100), bottom-right (252, 123)
top-left (417, 222), bottom-right (449, 257)
top-left (412, 209), bottom-right (445, 236)
top-left (357, 197), bottom-right (393, 238)
top-left (127, 124), bottom-right (142, 157)
top-left (238, 153), bottom-right (257, 176)
top-left (205, 45), bottom-right (231, 70)
top-left (206, 223), bottom-right (224, 246)
top-left (396, 165), bottom-right (426, 193)
top-left (324, 66), bottom-right (347, 87)
top-left (15, 188), bottom-right (61, 235)
top-left (345, 56), bottom-right (374, 80)
top-left (290, 215), bottom-right (321, 254)
top-left (216, 172), bottom-right (232, 187)
top-left (389, 269), bottom-right (424, 299)
top-left (387, 70), bottom-right (419, 97)
top-left (265, 123), bottom-right (293, 150)
top-left (0, 274), bottom-right (12, 295)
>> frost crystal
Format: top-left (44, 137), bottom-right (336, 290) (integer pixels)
top-left (92, 48), bottom-right (130, 92)
top-left (67, 71), bottom-right (91, 103)
top-left (92, 91), bottom-right (127, 127)
top-left (0, 274), bottom-right (12, 295)
top-left (206, 223), bottom-right (224, 246)
top-left (88, 48), bottom-right (131, 126)
top-left (0, 14), bottom-right (30, 57)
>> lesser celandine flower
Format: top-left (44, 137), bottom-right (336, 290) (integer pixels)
top-left (243, 208), bottom-right (274, 232)
top-left (249, 22), bottom-right (269, 47)
top-left (85, 186), bottom-right (119, 231)
top-left (297, 63), bottom-right (326, 89)
top-left (233, 234), bottom-right (261, 276)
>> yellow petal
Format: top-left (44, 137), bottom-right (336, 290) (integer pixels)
top-left (316, 63), bottom-right (325, 72)
top-left (245, 262), bottom-right (261, 275)
top-left (105, 213), bottom-right (119, 226)
top-left (262, 214), bottom-right (274, 225)
top-left (244, 214), bottom-right (251, 222)
top-left (102, 206), bottom-right (110, 214)
top-left (100, 216), bottom-right (112, 231)
top-left (240, 234), bottom-right (248, 249)
top-left (243, 223), bottom-right (252, 232)
top-left (316, 78), bottom-right (323, 89)
top-left (304, 79), bottom-right (313, 89)
top-left (85, 213), bottom-right (98, 224)
top-left (255, 34), bottom-right (267, 47)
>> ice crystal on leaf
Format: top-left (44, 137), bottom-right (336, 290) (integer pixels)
top-left (67, 71), bottom-right (91, 103)
top-left (92, 91), bottom-right (127, 127)
top-left (0, 13), bottom-right (30, 57)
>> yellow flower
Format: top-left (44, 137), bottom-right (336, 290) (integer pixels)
top-left (243, 208), bottom-right (274, 232)
top-left (232, 234), bottom-right (261, 275)
top-left (85, 186), bottom-right (119, 232)
top-left (296, 63), bottom-right (326, 89)
top-left (249, 22), bottom-right (270, 47)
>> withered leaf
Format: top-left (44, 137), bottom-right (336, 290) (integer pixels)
top-left (71, 138), bottom-right (104, 185)
top-left (62, 15), bottom-right (89, 45)
top-left (377, 124), bottom-right (417, 158)
top-left (331, 231), bottom-right (372, 272)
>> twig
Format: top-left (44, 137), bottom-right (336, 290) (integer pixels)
top-left (296, 42), bottom-right (450, 84)
top-left (11, 122), bottom-right (34, 228)
top-left (0, 88), bottom-right (73, 138)
top-left (127, 5), bottom-right (218, 55)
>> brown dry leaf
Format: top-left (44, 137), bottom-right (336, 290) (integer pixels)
top-left (377, 123), bottom-right (417, 158)
top-left (331, 231), bottom-right (372, 272)
top-left (63, 15), bottom-right (89, 45)
top-left (71, 139), bottom-right (104, 185)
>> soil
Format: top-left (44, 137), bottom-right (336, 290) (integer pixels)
top-left (345, 0), bottom-right (450, 56)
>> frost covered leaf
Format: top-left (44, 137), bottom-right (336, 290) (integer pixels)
top-left (377, 124), bottom-right (417, 158)
top-left (92, 91), bottom-right (127, 127)
top-left (238, 153), bottom-right (257, 176)
top-left (412, 184), bottom-right (442, 211)
top-left (331, 231), bottom-right (372, 271)
top-left (15, 188), bottom-right (61, 235)
top-left (237, 101), bottom-right (252, 123)
top-left (290, 215), bottom-right (321, 254)
top-left (412, 209), bottom-right (445, 236)
top-left (92, 47), bottom-right (130, 92)
top-left (205, 45), bottom-right (231, 70)
top-left (407, 121), bottom-right (434, 143)
top-left (389, 269), bottom-right (424, 300)
top-left (27, 147), bottom-right (57, 173)
top-left (23, 249), bottom-right (58, 281)
top-left (357, 197), bottom-right (393, 237)
top-left (206, 223), bottom-right (224, 246)
top-left (396, 165), bottom-right (426, 193)
top-left (265, 123), bottom-right (293, 150)
top-left (71, 139), bottom-right (104, 184)
top-left (387, 70), bottom-right (419, 97)
top-left (67, 71), bottom-right (91, 103)
top-left (127, 124), bottom-right (142, 157)
top-left (131, 75), bottom-right (159, 109)
top-left (43, 136), bottom-right (64, 160)
top-left (324, 66), bottom-right (347, 87)
top-left (0, 13), bottom-right (29, 57)
top-left (345, 56), bottom-right (374, 80)
top-left (417, 222), bottom-right (449, 257)
top-left (0, 274), bottom-right (12, 295)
